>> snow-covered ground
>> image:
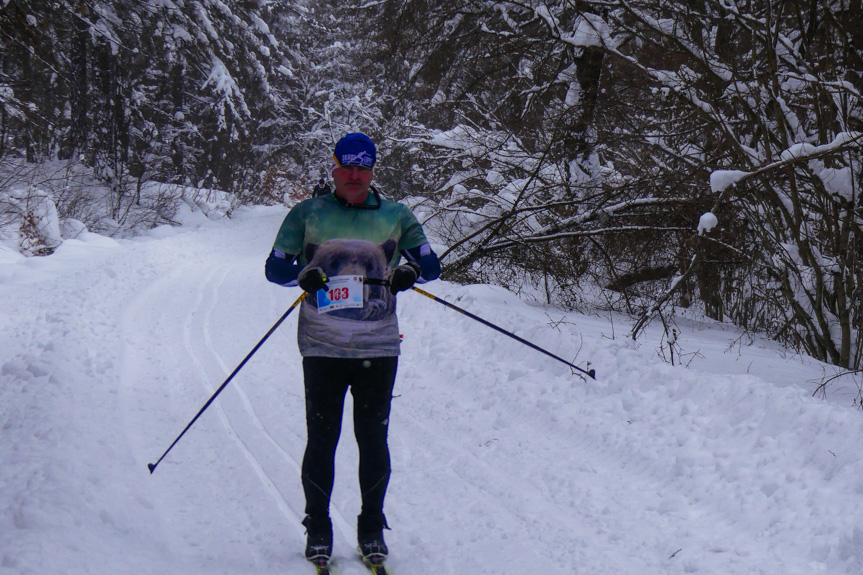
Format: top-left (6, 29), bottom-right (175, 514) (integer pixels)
top-left (1, 205), bottom-right (861, 575)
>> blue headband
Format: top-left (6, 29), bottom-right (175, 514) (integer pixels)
top-left (333, 133), bottom-right (377, 170)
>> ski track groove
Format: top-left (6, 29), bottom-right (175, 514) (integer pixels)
top-left (118, 244), bottom-right (367, 572)
top-left (183, 265), bottom-right (304, 547)
top-left (203, 269), bottom-right (304, 477)
top-left (190, 266), bottom-right (365, 567)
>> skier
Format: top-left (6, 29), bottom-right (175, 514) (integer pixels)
top-left (312, 177), bottom-right (331, 198)
top-left (265, 133), bottom-right (441, 570)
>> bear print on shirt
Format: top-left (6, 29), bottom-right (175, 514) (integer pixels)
top-left (304, 238), bottom-right (397, 321)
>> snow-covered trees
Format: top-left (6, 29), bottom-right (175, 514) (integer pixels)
top-left (1, 0), bottom-right (302, 211)
top-left (599, 0), bottom-right (862, 369)
top-left (360, 0), bottom-right (862, 369)
top-left (361, 1), bottom-right (615, 296)
top-left (264, 0), bottom-right (390, 191)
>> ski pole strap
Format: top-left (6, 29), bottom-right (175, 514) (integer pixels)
top-left (410, 286), bottom-right (596, 380)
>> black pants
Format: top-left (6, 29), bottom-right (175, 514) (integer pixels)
top-left (301, 356), bottom-right (398, 521)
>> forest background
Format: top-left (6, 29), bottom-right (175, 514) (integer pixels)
top-left (1, 0), bottom-right (861, 373)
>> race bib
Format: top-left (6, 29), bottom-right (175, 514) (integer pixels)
top-left (317, 275), bottom-right (364, 313)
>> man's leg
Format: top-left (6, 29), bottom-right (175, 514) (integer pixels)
top-left (301, 357), bottom-right (350, 520)
top-left (350, 356), bottom-right (398, 551)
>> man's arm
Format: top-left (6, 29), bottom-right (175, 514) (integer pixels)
top-left (265, 249), bottom-right (303, 286)
top-left (400, 243), bottom-right (441, 283)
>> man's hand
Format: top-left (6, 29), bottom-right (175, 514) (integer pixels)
top-left (298, 266), bottom-right (328, 293)
top-left (389, 262), bottom-right (422, 294)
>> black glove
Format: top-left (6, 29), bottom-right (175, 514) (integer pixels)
top-left (389, 262), bottom-right (421, 294)
top-left (298, 266), bottom-right (328, 293)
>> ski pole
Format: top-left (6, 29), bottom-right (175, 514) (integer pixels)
top-left (410, 286), bottom-right (596, 380)
top-left (147, 292), bottom-right (307, 474)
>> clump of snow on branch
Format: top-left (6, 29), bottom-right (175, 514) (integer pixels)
top-left (710, 169), bottom-right (748, 193)
top-left (698, 212), bottom-right (718, 235)
top-left (566, 13), bottom-right (608, 48)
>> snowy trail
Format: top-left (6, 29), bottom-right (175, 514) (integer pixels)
top-left (2, 205), bottom-right (862, 575)
top-left (118, 219), bottom-right (309, 572)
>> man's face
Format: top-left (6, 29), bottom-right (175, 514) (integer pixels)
top-left (332, 165), bottom-right (374, 203)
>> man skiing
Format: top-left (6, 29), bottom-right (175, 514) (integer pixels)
top-left (312, 177), bottom-right (331, 198)
top-left (265, 132), bottom-right (441, 570)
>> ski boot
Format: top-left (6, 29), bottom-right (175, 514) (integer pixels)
top-left (303, 515), bottom-right (333, 564)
